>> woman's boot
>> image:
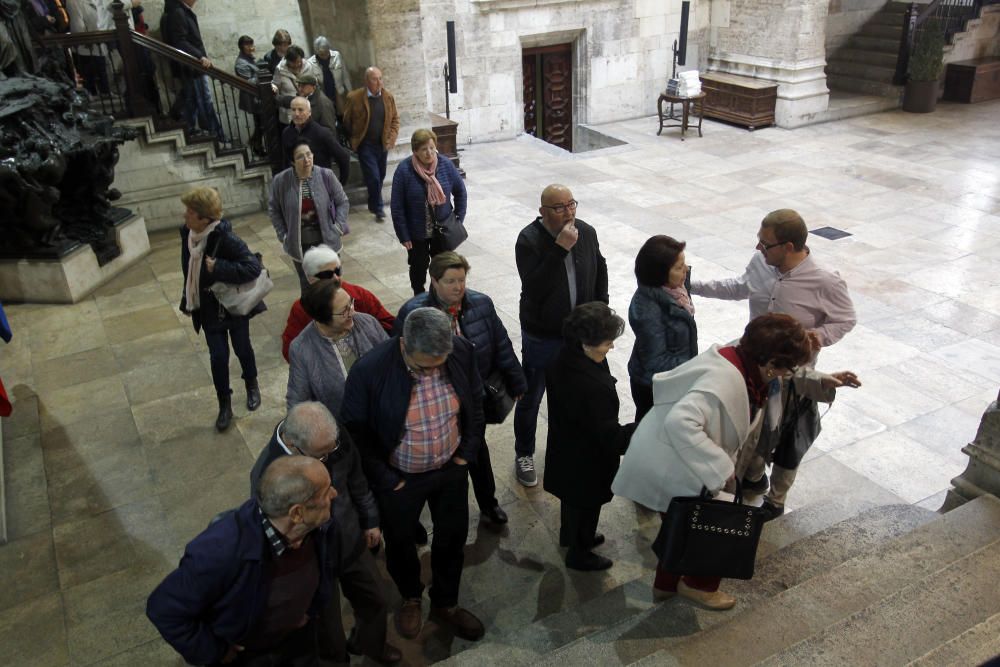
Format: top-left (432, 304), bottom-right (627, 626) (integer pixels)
top-left (245, 378), bottom-right (261, 411)
top-left (216, 391), bottom-right (233, 432)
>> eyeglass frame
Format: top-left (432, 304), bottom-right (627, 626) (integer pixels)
top-left (332, 297), bottom-right (355, 318)
top-left (292, 441), bottom-right (338, 463)
top-left (540, 199), bottom-right (579, 215)
top-left (756, 237), bottom-right (787, 251)
top-left (313, 267), bottom-right (342, 280)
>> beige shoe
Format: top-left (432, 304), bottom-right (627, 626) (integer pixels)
top-left (677, 580), bottom-right (736, 610)
top-left (652, 586), bottom-right (676, 601)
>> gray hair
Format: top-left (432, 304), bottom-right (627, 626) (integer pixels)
top-left (313, 36), bottom-right (331, 54)
top-left (257, 456), bottom-right (319, 518)
top-left (402, 307), bottom-right (453, 356)
top-left (302, 244), bottom-right (341, 279)
top-left (284, 401), bottom-right (338, 455)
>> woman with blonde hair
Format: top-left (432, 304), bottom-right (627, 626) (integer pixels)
top-left (179, 186), bottom-right (265, 431)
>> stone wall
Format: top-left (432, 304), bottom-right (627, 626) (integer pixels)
top-left (299, 0), bottom-right (374, 94)
top-left (825, 0), bottom-right (885, 53)
top-left (945, 5), bottom-right (1000, 64)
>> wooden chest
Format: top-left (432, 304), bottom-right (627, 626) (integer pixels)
top-left (699, 72), bottom-right (778, 130)
top-left (944, 57), bottom-right (1000, 103)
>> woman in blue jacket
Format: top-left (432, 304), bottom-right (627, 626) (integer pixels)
top-left (628, 235), bottom-right (698, 420)
top-left (180, 187), bottom-right (265, 432)
top-left (390, 128), bottom-right (467, 295)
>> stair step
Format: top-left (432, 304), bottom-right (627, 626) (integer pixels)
top-left (871, 11), bottom-right (907, 26)
top-left (800, 92), bottom-right (901, 125)
top-left (526, 503), bottom-right (934, 666)
top-left (847, 35), bottom-right (900, 53)
top-left (636, 495), bottom-right (1000, 666)
top-left (825, 73), bottom-right (902, 97)
top-left (826, 60), bottom-right (897, 83)
top-left (753, 540), bottom-right (1000, 666)
top-left (858, 22), bottom-right (903, 39)
top-left (884, 1), bottom-right (911, 13)
top-left (907, 612), bottom-right (1000, 667)
top-left (828, 48), bottom-right (898, 68)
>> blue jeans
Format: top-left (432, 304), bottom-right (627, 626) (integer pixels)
top-left (181, 74), bottom-right (224, 141)
top-left (356, 140), bottom-right (387, 215)
top-left (513, 331), bottom-right (564, 457)
top-left (203, 318), bottom-right (257, 395)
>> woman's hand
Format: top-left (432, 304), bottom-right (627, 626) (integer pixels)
top-left (825, 371), bottom-right (861, 389)
top-left (402, 241), bottom-right (413, 250)
top-left (205, 256), bottom-right (216, 273)
top-left (363, 527), bottom-right (382, 548)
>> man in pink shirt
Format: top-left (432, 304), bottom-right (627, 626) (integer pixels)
top-left (690, 209), bottom-right (857, 518)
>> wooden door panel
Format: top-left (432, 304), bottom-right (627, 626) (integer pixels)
top-left (523, 53), bottom-right (537, 138)
top-left (541, 49), bottom-right (572, 151)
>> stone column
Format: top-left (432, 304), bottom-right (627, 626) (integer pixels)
top-left (708, 0), bottom-right (830, 127)
top-left (942, 398), bottom-right (1000, 512)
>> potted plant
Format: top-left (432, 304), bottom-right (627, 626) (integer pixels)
top-left (903, 25), bottom-right (946, 113)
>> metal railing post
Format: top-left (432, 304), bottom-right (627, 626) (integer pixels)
top-left (894, 3), bottom-right (919, 85)
top-left (111, 0), bottom-right (151, 117)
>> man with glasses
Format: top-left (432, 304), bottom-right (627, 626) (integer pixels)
top-left (689, 208), bottom-right (856, 520)
top-left (341, 307), bottom-right (486, 642)
top-left (250, 402), bottom-right (401, 665)
top-left (512, 184), bottom-right (608, 487)
top-left (281, 245), bottom-right (395, 360)
top-left (148, 456), bottom-right (334, 666)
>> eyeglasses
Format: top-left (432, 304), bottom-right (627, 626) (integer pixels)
top-left (313, 267), bottom-right (342, 280)
top-left (333, 297), bottom-right (355, 318)
top-left (541, 200), bottom-right (578, 215)
top-left (292, 442), bottom-right (338, 463)
top-left (293, 151), bottom-right (313, 161)
top-left (756, 237), bottom-right (785, 251)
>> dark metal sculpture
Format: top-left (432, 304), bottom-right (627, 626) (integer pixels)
top-left (0, 73), bottom-right (136, 265)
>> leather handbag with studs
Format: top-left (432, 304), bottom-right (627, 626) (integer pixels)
top-left (651, 480), bottom-right (766, 580)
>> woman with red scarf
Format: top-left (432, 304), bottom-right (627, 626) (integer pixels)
top-left (389, 128), bottom-right (467, 296)
top-left (613, 314), bottom-right (859, 610)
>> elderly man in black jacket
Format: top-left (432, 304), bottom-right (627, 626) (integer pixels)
top-left (341, 307), bottom-right (486, 643)
top-left (250, 402), bottom-right (401, 665)
top-left (160, 0), bottom-right (224, 140)
top-left (281, 96), bottom-right (350, 186)
top-left (512, 184), bottom-right (608, 488)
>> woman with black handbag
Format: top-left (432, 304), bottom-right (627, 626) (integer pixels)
top-left (179, 187), bottom-right (266, 432)
top-left (614, 314), bottom-right (859, 609)
top-left (393, 251), bottom-right (526, 526)
top-left (390, 128), bottom-right (468, 296)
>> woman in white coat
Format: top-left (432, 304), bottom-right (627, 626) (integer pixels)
top-left (612, 313), bottom-right (859, 610)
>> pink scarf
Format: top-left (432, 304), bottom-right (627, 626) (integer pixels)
top-left (185, 220), bottom-right (221, 311)
top-left (412, 154), bottom-right (446, 207)
top-left (664, 285), bottom-right (695, 315)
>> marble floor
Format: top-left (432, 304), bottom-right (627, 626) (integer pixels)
top-left (2, 99), bottom-right (999, 666)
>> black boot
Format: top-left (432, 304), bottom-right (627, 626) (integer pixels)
top-left (215, 392), bottom-right (233, 432)
top-left (245, 378), bottom-right (261, 412)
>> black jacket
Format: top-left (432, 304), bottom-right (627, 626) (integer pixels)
top-left (515, 217), bottom-right (608, 338)
top-left (179, 219), bottom-right (265, 333)
top-left (249, 420), bottom-right (379, 569)
top-left (340, 336), bottom-right (484, 492)
top-left (160, 0), bottom-right (205, 78)
top-left (282, 120), bottom-right (340, 171)
top-left (543, 345), bottom-right (636, 508)
top-left (393, 289), bottom-right (527, 398)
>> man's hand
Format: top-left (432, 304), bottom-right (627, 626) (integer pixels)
top-left (205, 256), bottom-right (216, 273)
top-left (221, 645), bottom-right (244, 664)
top-left (363, 527), bottom-right (382, 548)
top-left (555, 222), bottom-right (579, 251)
top-left (402, 241), bottom-right (413, 250)
top-left (199, 56), bottom-right (212, 69)
top-left (825, 371), bottom-right (861, 389)
top-left (453, 456), bottom-right (468, 466)
top-left (807, 330), bottom-right (822, 354)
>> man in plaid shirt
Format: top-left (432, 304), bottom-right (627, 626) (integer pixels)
top-left (341, 308), bottom-right (486, 643)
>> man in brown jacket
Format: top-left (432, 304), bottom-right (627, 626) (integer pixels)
top-left (344, 66), bottom-right (400, 223)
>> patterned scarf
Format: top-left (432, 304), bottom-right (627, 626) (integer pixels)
top-left (411, 153), bottom-right (446, 207)
top-left (664, 285), bottom-right (694, 315)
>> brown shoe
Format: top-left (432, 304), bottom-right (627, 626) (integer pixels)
top-left (429, 605), bottom-right (485, 641)
top-left (677, 580), bottom-right (736, 610)
top-left (397, 598), bottom-right (423, 639)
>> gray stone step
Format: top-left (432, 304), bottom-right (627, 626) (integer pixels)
top-left (634, 495), bottom-right (1000, 667)
top-left (798, 91), bottom-right (901, 126)
top-left (826, 73), bottom-right (903, 97)
top-left (847, 35), bottom-right (901, 53)
top-left (907, 612), bottom-right (1000, 667)
top-left (872, 11), bottom-right (907, 26)
top-left (522, 503), bottom-right (935, 667)
top-left (828, 48), bottom-right (898, 69)
top-left (858, 22), bottom-right (903, 39)
top-left (753, 540), bottom-right (1000, 666)
top-left (826, 60), bottom-right (897, 83)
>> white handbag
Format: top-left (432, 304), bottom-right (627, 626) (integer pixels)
top-left (208, 238), bottom-right (273, 316)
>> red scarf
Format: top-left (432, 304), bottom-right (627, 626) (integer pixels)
top-left (719, 345), bottom-right (767, 410)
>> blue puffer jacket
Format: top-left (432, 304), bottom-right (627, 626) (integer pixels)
top-left (389, 156), bottom-right (467, 243)
top-left (393, 289), bottom-right (527, 397)
top-left (627, 284), bottom-right (698, 386)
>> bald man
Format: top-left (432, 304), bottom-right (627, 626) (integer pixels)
top-left (343, 66), bottom-right (400, 222)
top-left (512, 184), bottom-right (608, 487)
top-left (281, 95), bottom-right (350, 183)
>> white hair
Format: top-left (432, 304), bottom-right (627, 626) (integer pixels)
top-left (302, 244), bottom-right (341, 278)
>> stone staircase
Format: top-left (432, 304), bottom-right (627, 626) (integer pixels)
top-left (431, 495), bottom-right (1000, 666)
top-left (826, 1), bottom-right (907, 100)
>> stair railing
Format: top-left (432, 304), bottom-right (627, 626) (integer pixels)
top-left (33, 0), bottom-right (282, 172)
top-left (894, 0), bottom-right (989, 85)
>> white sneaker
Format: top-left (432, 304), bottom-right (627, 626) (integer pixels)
top-left (515, 456), bottom-right (538, 487)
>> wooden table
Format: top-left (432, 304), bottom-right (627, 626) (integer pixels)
top-left (657, 91), bottom-right (706, 140)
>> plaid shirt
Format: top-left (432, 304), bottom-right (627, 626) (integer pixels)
top-left (390, 366), bottom-right (461, 473)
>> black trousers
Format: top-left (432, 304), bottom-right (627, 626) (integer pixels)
top-left (630, 378), bottom-right (654, 422)
top-left (317, 548), bottom-right (388, 662)
top-left (469, 439), bottom-right (499, 512)
top-left (376, 463), bottom-right (469, 608)
top-left (222, 617), bottom-right (318, 667)
top-left (405, 236), bottom-right (446, 295)
top-left (203, 318), bottom-right (257, 395)
top-left (560, 502), bottom-right (601, 558)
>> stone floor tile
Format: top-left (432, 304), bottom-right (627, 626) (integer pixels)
top-left (2, 433), bottom-right (51, 541)
top-left (1, 389), bottom-right (39, 440)
top-left (130, 385), bottom-right (221, 444)
top-left (0, 530), bottom-right (58, 613)
top-left (122, 354), bottom-right (212, 407)
top-left (102, 303), bottom-right (184, 345)
top-left (38, 374), bottom-right (130, 433)
top-left (94, 280), bottom-right (170, 319)
top-left (0, 593), bottom-right (68, 667)
top-left (86, 638), bottom-right (186, 667)
top-left (92, 262), bottom-right (160, 298)
top-left (931, 338), bottom-right (1000, 385)
top-left (31, 345), bottom-right (120, 394)
top-left (27, 317), bottom-right (108, 363)
top-left (146, 426), bottom-right (254, 496)
top-left (896, 405), bottom-right (983, 464)
top-left (110, 328), bottom-right (199, 374)
top-left (157, 467), bottom-right (252, 548)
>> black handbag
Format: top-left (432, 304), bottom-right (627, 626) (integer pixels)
top-left (652, 481), bottom-right (766, 580)
top-left (433, 212), bottom-right (468, 252)
top-left (482, 368), bottom-right (515, 424)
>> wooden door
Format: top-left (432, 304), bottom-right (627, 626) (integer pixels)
top-left (522, 44), bottom-right (573, 151)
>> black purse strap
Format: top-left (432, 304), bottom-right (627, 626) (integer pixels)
top-left (699, 477), bottom-right (744, 504)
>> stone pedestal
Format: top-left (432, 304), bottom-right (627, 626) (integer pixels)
top-left (942, 399), bottom-right (1000, 512)
top-left (0, 215), bottom-right (150, 304)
